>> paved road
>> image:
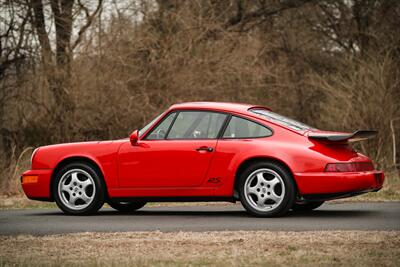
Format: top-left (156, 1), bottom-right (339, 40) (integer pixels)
top-left (0, 202), bottom-right (399, 235)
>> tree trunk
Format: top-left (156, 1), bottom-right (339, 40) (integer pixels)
top-left (30, 0), bottom-right (75, 138)
top-left (50, 0), bottom-right (75, 124)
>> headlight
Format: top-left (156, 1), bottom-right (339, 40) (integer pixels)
top-left (30, 148), bottom-right (40, 168)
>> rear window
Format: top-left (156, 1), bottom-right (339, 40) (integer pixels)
top-left (250, 109), bottom-right (315, 131)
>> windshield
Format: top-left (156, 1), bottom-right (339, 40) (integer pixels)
top-left (139, 113), bottom-right (163, 137)
top-left (250, 109), bottom-right (315, 131)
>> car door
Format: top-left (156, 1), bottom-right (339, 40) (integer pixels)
top-left (118, 110), bottom-right (227, 188)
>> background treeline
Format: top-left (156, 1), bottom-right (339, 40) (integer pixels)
top-left (1, 0), bottom-right (399, 195)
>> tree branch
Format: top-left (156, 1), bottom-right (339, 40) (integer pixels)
top-left (72, 0), bottom-right (103, 50)
top-left (224, 0), bottom-right (314, 29)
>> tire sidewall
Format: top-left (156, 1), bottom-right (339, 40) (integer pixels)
top-left (52, 162), bottom-right (105, 215)
top-left (239, 161), bottom-right (296, 217)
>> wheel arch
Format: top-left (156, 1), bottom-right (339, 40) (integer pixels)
top-left (50, 156), bottom-right (108, 200)
top-left (233, 156), bottom-right (299, 198)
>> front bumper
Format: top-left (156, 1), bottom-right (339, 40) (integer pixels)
top-left (294, 170), bottom-right (384, 199)
top-left (21, 169), bottom-right (53, 200)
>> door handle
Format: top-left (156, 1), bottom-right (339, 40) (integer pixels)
top-left (196, 146), bottom-right (214, 152)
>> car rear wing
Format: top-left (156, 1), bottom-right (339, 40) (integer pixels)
top-left (308, 130), bottom-right (378, 143)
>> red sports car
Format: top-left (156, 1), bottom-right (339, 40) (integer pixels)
top-left (21, 102), bottom-right (384, 217)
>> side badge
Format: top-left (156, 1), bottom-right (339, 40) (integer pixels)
top-left (207, 177), bottom-right (221, 183)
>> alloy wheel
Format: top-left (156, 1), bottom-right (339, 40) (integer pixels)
top-left (57, 169), bottom-right (96, 210)
top-left (244, 168), bottom-right (286, 212)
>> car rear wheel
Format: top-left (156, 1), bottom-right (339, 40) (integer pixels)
top-left (107, 201), bottom-right (146, 212)
top-left (53, 162), bottom-right (105, 215)
top-left (292, 201), bottom-right (324, 211)
top-left (239, 161), bottom-right (296, 217)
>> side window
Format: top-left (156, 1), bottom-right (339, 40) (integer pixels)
top-left (139, 114), bottom-right (163, 137)
top-left (167, 111), bottom-right (227, 139)
top-left (146, 112), bottom-right (176, 140)
top-left (223, 116), bottom-right (272, 138)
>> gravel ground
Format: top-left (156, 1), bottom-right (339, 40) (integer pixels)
top-left (0, 231), bottom-right (399, 267)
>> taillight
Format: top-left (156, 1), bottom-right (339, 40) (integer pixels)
top-left (324, 162), bottom-right (374, 172)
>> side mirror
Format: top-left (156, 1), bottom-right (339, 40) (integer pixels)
top-left (129, 130), bottom-right (139, 146)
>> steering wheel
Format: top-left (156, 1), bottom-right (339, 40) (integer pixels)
top-left (193, 130), bottom-right (202, 138)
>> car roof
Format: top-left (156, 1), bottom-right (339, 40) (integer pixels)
top-left (169, 102), bottom-right (270, 115)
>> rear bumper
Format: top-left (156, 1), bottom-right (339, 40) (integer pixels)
top-left (21, 169), bottom-right (53, 200)
top-left (294, 170), bottom-right (384, 198)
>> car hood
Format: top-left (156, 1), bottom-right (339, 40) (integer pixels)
top-left (37, 139), bottom-right (127, 149)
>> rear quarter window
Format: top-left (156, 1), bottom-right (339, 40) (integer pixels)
top-left (223, 116), bottom-right (272, 138)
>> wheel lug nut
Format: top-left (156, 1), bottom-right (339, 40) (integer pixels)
top-left (261, 194), bottom-right (264, 197)
top-left (257, 188), bottom-right (260, 192)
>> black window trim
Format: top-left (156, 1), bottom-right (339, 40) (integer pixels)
top-left (142, 109), bottom-right (274, 141)
top-left (143, 109), bottom-right (229, 141)
top-left (166, 110), bottom-right (229, 140)
top-left (165, 111), bottom-right (178, 138)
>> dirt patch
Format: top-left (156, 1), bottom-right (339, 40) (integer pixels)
top-left (0, 196), bottom-right (56, 209)
top-left (0, 231), bottom-right (399, 266)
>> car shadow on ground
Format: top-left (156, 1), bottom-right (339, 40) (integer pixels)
top-left (29, 208), bottom-right (378, 218)
top-left (102, 209), bottom-right (378, 218)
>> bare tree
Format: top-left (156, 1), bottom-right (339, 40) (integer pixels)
top-left (29, 0), bottom-right (103, 122)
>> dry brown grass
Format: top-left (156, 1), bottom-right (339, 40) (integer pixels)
top-left (0, 231), bottom-right (399, 266)
top-left (348, 171), bottom-right (400, 201)
top-left (0, 147), bottom-right (33, 196)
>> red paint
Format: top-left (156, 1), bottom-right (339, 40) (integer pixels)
top-left (21, 102), bottom-right (384, 201)
top-left (118, 140), bottom-right (217, 188)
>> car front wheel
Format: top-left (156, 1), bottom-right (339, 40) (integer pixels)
top-left (53, 162), bottom-right (105, 215)
top-left (239, 161), bottom-right (296, 217)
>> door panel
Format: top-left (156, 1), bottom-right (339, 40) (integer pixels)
top-left (118, 110), bottom-right (227, 188)
top-left (118, 140), bottom-right (217, 188)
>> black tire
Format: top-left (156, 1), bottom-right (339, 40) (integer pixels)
top-left (52, 162), bottom-right (105, 215)
top-left (107, 201), bottom-right (147, 212)
top-left (292, 201), bottom-right (324, 211)
top-left (238, 161), bottom-right (296, 217)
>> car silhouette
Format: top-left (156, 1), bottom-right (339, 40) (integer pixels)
top-left (21, 102), bottom-right (384, 217)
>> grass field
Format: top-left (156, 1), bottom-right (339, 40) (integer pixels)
top-left (0, 231), bottom-right (399, 267)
